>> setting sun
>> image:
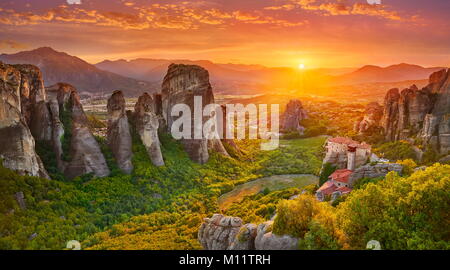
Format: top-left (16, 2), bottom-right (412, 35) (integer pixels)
top-left (298, 63), bottom-right (305, 69)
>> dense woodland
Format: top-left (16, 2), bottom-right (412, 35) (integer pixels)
top-left (0, 104), bottom-right (449, 250)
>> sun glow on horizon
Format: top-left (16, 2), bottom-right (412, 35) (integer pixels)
top-left (298, 63), bottom-right (305, 69)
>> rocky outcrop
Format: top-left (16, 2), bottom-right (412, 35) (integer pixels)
top-left (220, 105), bottom-right (241, 155)
top-left (198, 214), bottom-right (243, 250)
top-left (254, 221), bottom-right (299, 250)
top-left (280, 99), bottom-right (307, 134)
top-left (349, 163), bottom-right (403, 183)
top-left (134, 93), bottom-right (164, 167)
top-left (46, 83), bottom-right (110, 179)
top-left (198, 215), bottom-right (298, 250)
top-left (354, 102), bottom-right (383, 134)
top-left (439, 155), bottom-right (450, 164)
top-left (229, 224), bottom-right (258, 250)
top-left (152, 93), bottom-right (166, 132)
top-left (381, 88), bottom-right (401, 141)
top-left (161, 64), bottom-right (229, 163)
top-left (0, 62), bottom-right (49, 178)
top-left (46, 83), bottom-right (71, 172)
top-left (427, 70), bottom-right (450, 154)
top-left (107, 91), bottom-right (133, 174)
top-left (14, 64), bottom-right (52, 142)
top-left (382, 69), bottom-right (450, 154)
top-left (65, 89), bottom-right (110, 179)
top-left (15, 191), bottom-right (26, 209)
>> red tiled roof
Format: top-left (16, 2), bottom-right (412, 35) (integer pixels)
top-left (336, 186), bottom-right (352, 194)
top-left (328, 137), bottom-right (371, 150)
top-left (330, 169), bottom-right (353, 184)
top-left (328, 137), bottom-right (358, 145)
top-left (317, 181), bottom-right (353, 196)
top-left (317, 181), bottom-right (337, 196)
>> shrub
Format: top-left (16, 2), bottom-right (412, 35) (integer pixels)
top-left (397, 159), bottom-right (418, 176)
top-left (304, 126), bottom-right (327, 138)
top-left (319, 163), bottom-right (336, 186)
top-left (273, 194), bottom-right (344, 249)
top-left (422, 145), bottom-right (439, 165)
top-left (373, 141), bottom-right (417, 162)
top-left (337, 164), bottom-right (450, 250)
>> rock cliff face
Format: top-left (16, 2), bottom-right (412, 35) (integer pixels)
top-left (254, 221), bottom-right (298, 250)
top-left (382, 69), bottom-right (450, 154)
top-left (427, 70), bottom-right (450, 154)
top-left (198, 214), bottom-right (243, 250)
top-left (198, 214), bottom-right (298, 250)
top-left (46, 83), bottom-right (72, 172)
top-left (349, 163), bottom-right (403, 184)
top-left (0, 62), bottom-right (49, 178)
top-left (381, 88), bottom-right (401, 141)
top-left (46, 83), bottom-right (110, 179)
top-left (134, 93), bottom-right (164, 167)
top-left (161, 64), bottom-right (228, 163)
top-left (220, 104), bottom-right (241, 155)
top-left (107, 91), bottom-right (133, 174)
top-left (14, 64), bottom-right (53, 142)
top-left (354, 102), bottom-right (383, 134)
top-left (280, 99), bottom-right (307, 134)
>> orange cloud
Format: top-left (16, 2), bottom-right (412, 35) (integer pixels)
top-left (0, 2), bottom-right (306, 30)
top-left (265, 0), bottom-right (413, 21)
top-left (0, 40), bottom-right (28, 49)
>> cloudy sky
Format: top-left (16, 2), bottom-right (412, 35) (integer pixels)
top-left (0, 0), bottom-right (449, 68)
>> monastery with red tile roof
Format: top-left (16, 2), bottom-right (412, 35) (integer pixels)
top-left (316, 137), bottom-right (372, 201)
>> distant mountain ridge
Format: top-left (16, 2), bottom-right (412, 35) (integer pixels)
top-left (0, 47), bottom-right (445, 97)
top-left (332, 63), bottom-right (444, 85)
top-left (0, 47), bottom-right (155, 96)
top-left (96, 58), bottom-right (265, 83)
top-left (97, 58), bottom-right (444, 87)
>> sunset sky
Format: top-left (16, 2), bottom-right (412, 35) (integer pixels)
top-left (0, 0), bottom-right (449, 68)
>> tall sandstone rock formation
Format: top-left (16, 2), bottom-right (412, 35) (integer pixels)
top-left (0, 62), bottom-right (49, 178)
top-left (354, 102), bottom-right (383, 134)
top-left (46, 83), bottom-right (110, 179)
top-left (280, 99), bottom-right (308, 134)
top-left (382, 69), bottom-right (450, 154)
top-left (161, 64), bottom-right (228, 164)
top-left (107, 91), bottom-right (133, 174)
top-left (15, 64), bottom-right (53, 142)
top-left (134, 92), bottom-right (165, 167)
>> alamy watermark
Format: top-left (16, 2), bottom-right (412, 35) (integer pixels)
top-left (170, 96), bottom-right (280, 150)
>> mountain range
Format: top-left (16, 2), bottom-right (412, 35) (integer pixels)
top-left (0, 47), bottom-right (445, 97)
top-left (332, 64), bottom-right (444, 85)
top-left (0, 47), bottom-right (155, 96)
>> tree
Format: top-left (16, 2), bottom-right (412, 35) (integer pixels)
top-left (397, 159), bottom-right (418, 176)
top-left (319, 163), bottom-right (336, 186)
top-left (273, 195), bottom-right (345, 249)
top-left (337, 164), bottom-right (450, 250)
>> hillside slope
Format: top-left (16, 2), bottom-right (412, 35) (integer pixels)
top-left (0, 47), bottom-right (155, 96)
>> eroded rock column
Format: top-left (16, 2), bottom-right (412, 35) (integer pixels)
top-left (107, 90), bottom-right (133, 174)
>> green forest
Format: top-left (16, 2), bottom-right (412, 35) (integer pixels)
top-left (1, 125), bottom-right (449, 249)
top-left (0, 126), bottom-right (326, 249)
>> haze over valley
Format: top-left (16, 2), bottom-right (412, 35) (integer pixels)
top-left (0, 0), bottom-right (449, 252)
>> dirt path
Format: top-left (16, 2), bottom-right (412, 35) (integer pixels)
top-left (218, 174), bottom-right (319, 210)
